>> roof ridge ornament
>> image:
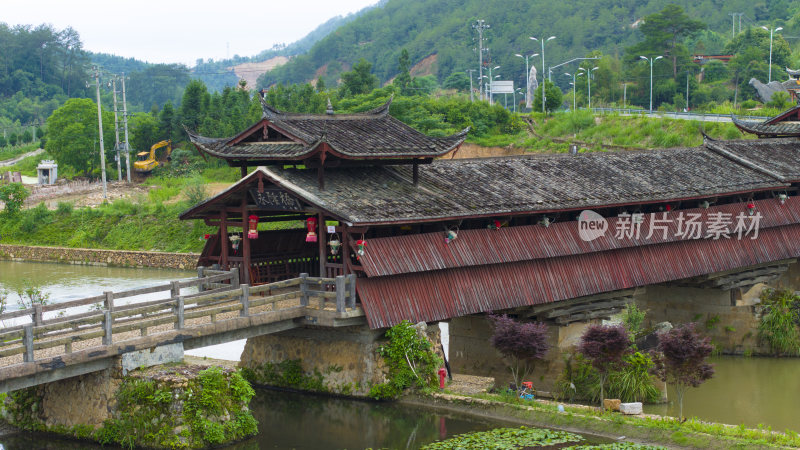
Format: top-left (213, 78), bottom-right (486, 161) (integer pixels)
top-left (326, 98), bottom-right (334, 115)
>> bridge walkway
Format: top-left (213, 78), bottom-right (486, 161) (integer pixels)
top-left (0, 270), bottom-right (364, 392)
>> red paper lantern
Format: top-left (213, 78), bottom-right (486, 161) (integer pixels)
top-left (247, 215), bottom-right (259, 239)
top-left (747, 202), bottom-right (756, 215)
top-left (306, 217), bottom-right (318, 242)
top-left (356, 239), bottom-right (367, 259)
top-left (203, 233), bottom-right (211, 240)
top-left (665, 204), bottom-right (672, 212)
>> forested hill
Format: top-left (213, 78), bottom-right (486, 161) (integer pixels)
top-left (257, 0), bottom-right (799, 89)
top-left (192, 1), bottom-right (386, 91)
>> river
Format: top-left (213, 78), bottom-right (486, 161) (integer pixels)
top-left (1, 260), bottom-right (799, 440)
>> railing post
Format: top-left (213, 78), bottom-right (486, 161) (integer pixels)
top-left (197, 266), bottom-right (206, 292)
top-left (174, 296), bottom-right (184, 329)
top-left (32, 303), bottom-right (43, 326)
top-left (102, 310), bottom-right (113, 345)
top-left (231, 268), bottom-right (240, 289)
top-left (104, 291), bottom-right (114, 312)
top-left (347, 274), bottom-right (357, 309)
top-left (171, 281), bottom-right (180, 299)
top-left (23, 324), bottom-right (34, 362)
top-left (335, 275), bottom-right (346, 313)
top-left (299, 273), bottom-right (309, 307)
top-left (240, 284), bottom-right (250, 317)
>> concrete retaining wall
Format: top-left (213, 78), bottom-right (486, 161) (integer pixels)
top-left (0, 244), bottom-right (198, 270)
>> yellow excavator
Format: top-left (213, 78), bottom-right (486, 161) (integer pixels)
top-left (133, 140), bottom-right (172, 174)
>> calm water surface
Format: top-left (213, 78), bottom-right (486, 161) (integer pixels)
top-left (643, 356), bottom-right (800, 432)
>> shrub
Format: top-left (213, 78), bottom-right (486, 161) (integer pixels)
top-left (652, 323), bottom-right (714, 419)
top-left (370, 320), bottom-right (442, 400)
top-left (578, 324), bottom-right (631, 407)
top-left (184, 175), bottom-right (208, 205)
top-left (0, 182), bottom-right (29, 215)
top-left (758, 289), bottom-right (800, 355)
top-left (488, 314), bottom-right (549, 388)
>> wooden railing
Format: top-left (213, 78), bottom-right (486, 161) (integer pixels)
top-left (0, 270), bottom-right (357, 365)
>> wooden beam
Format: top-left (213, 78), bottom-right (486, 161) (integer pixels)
top-left (318, 212), bottom-right (326, 277)
top-left (240, 166), bottom-right (247, 178)
top-left (220, 210), bottom-right (229, 269)
top-left (241, 198), bottom-right (251, 285)
top-left (523, 289), bottom-right (640, 316)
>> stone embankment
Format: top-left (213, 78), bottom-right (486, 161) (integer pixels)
top-left (0, 244), bottom-right (198, 270)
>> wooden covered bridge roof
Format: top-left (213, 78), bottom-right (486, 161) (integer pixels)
top-left (182, 136), bottom-right (800, 328)
top-left (186, 97), bottom-right (469, 165)
top-left (732, 105), bottom-right (800, 138)
top-left (182, 142), bottom-right (788, 225)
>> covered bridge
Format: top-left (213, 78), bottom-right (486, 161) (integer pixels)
top-left (184, 97), bottom-right (800, 330)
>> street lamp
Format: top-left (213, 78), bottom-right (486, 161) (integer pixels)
top-left (530, 35), bottom-right (556, 114)
top-left (640, 55), bottom-right (663, 112)
top-left (760, 26), bottom-right (783, 83)
top-left (515, 52), bottom-right (538, 109)
top-left (578, 67), bottom-right (599, 109)
top-left (565, 72), bottom-right (579, 111)
top-left (487, 65), bottom-right (500, 104)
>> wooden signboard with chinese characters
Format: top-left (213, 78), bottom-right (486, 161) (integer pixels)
top-left (249, 188), bottom-right (303, 211)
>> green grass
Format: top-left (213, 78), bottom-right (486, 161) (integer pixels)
top-left (451, 391), bottom-right (800, 449)
top-left (526, 111), bottom-right (750, 152)
top-left (0, 142), bottom-right (40, 162)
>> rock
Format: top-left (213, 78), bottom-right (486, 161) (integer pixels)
top-left (619, 402), bottom-right (643, 415)
top-left (603, 398), bottom-right (621, 411)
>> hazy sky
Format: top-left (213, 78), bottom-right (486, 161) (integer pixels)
top-left (3, 0), bottom-right (379, 66)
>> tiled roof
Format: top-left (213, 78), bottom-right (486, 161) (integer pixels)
top-left (187, 97), bottom-right (469, 161)
top-left (706, 138), bottom-right (800, 182)
top-left (732, 116), bottom-right (800, 137)
top-left (247, 145), bottom-right (786, 224)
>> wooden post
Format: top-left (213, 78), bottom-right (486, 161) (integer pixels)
top-left (318, 212), bottom-right (326, 277)
top-left (170, 281), bottom-right (180, 299)
top-left (240, 166), bottom-right (247, 178)
top-left (347, 274), bottom-right (357, 309)
top-left (335, 275), bottom-right (346, 313)
top-left (104, 291), bottom-right (114, 312)
top-left (299, 273), bottom-right (309, 306)
top-left (230, 267), bottom-right (240, 288)
top-left (23, 324), bottom-right (34, 362)
top-left (220, 210), bottom-right (229, 269)
top-left (241, 198), bottom-right (251, 285)
top-left (342, 225), bottom-right (352, 275)
top-left (197, 266), bottom-right (206, 292)
top-left (174, 297), bottom-right (184, 329)
top-left (240, 284), bottom-right (250, 317)
top-left (32, 304), bottom-right (43, 326)
top-left (102, 311), bottom-right (113, 345)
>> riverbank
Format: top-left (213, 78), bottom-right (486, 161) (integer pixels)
top-left (0, 244), bottom-right (198, 270)
top-left (403, 391), bottom-right (800, 449)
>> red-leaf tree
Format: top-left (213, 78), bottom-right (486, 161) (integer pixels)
top-left (578, 324), bottom-right (631, 407)
top-left (489, 314), bottom-right (549, 388)
top-left (652, 323), bottom-right (714, 419)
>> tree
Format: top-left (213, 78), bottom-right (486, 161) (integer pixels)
top-left (533, 80), bottom-right (564, 113)
top-left (636, 5), bottom-right (705, 77)
top-left (443, 72), bottom-right (470, 92)
top-left (21, 129), bottom-right (32, 143)
top-left (767, 91), bottom-right (792, 110)
top-left (489, 314), bottom-right (549, 389)
top-left (578, 324), bottom-right (631, 407)
top-left (652, 323), bottom-right (714, 419)
top-left (394, 49), bottom-right (413, 95)
top-left (180, 79), bottom-right (210, 133)
top-left (0, 182), bottom-right (28, 215)
top-left (158, 101), bottom-right (176, 143)
top-left (130, 112), bottom-right (161, 153)
top-left (45, 98), bottom-right (115, 176)
top-left (340, 58), bottom-right (378, 97)
top-left (8, 133), bottom-right (17, 146)
top-left (316, 77), bottom-right (326, 92)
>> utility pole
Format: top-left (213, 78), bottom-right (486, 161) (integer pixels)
top-left (91, 66), bottom-right (108, 200)
top-left (623, 83), bottom-right (627, 109)
top-left (729, 13), bottom-right (736, 38)
top-left (121, 73), bottom-right (131, 182)
top-left (473, 20), bottom-right (490, 101)
top-left (110, 76), bottom-right (122, 181)
top-left (467, 69), bottom-right (476, 102)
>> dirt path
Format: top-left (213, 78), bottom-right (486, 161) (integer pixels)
top-left (0, 148), bottom-right (43, 167)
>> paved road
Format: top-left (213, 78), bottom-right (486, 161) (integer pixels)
top-left (591, 108), bottom-right (766, 123)
top-left (0, 148), bottom-right (43, 167)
